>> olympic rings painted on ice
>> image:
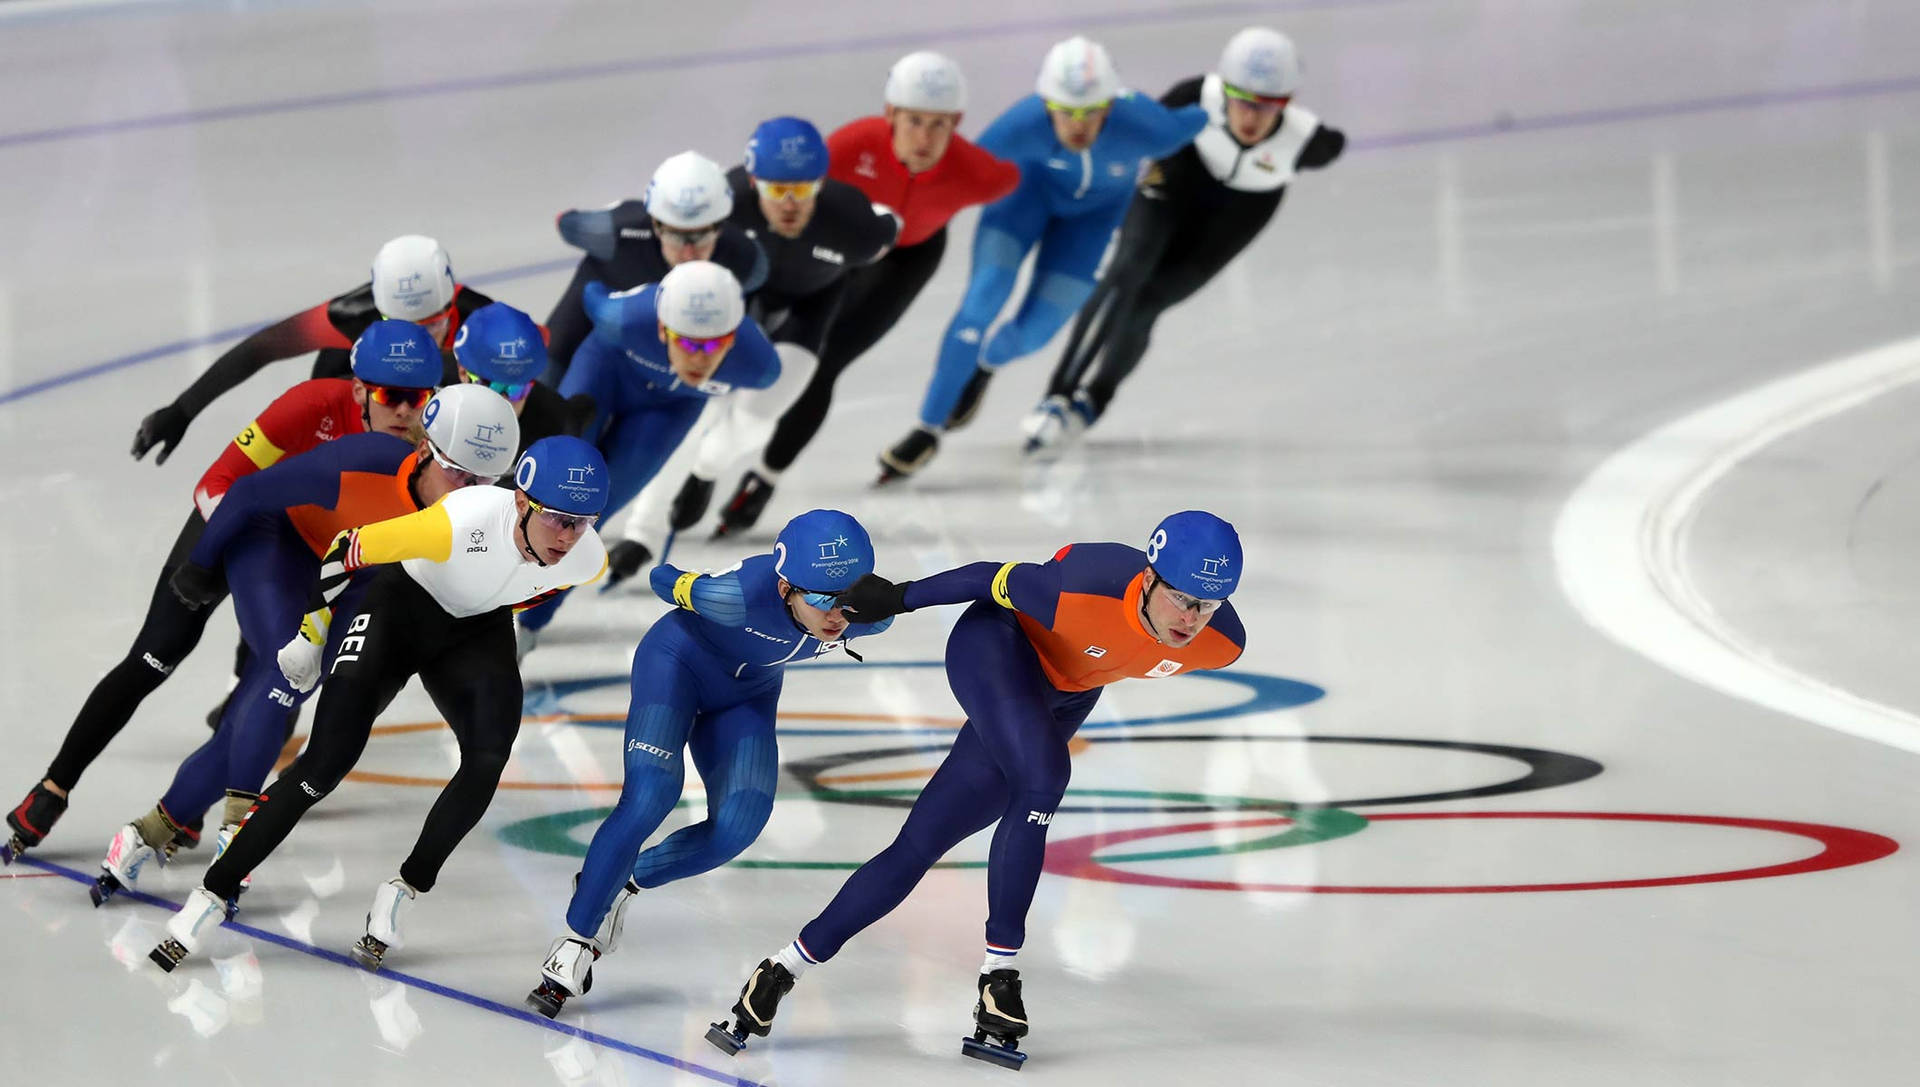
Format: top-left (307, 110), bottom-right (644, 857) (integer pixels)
top-left (786, 734), bottom-right (1604, 814)
top-left (527, 661), bottom-right (1325, 734)
top-left (1042, 811), bottom-right (1900, 894)
top-left (493, 793), bottom-right (1372, 863)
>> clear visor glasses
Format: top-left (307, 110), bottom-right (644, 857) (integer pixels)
top-left (527, 499), bottom-right (595, 533)
top-left (426, 439), bottom-right (500, 487)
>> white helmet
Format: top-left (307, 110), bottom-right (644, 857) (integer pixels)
top-left (421, 383), bottom-right (521, 479)
top-left (655, 261), bottom-right (745, 339)
top-left (1219, 27), bottom-right (1301, 98)
top-left (1034, 36), bottom-right (1119, 108)
top-left (885, 51), bottom-right (967, 113)
top-left (644, 151), bottom-right (734, 229)
top-left (371, 235), bottom-right (456, 322)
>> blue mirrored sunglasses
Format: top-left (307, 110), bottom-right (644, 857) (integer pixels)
top-left (462, 369), bottom-right (532, 403)
top-left (791, 587), bottom-right (839, 610)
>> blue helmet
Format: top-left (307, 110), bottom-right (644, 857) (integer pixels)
top-left (453, 303), bottom-right (546, 386)
top-left (350, 319), bottom-right (441, 389)
top-left (745, 117), bottom-right (829, 181)
top-left (513, 436), bottom-right (609, 516)
top-left (1146, 511), bottom-right (1242, 599)
top-left (774, 509), bottom-right (874, 594)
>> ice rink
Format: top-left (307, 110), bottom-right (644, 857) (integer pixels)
top-left (4, 0), bottom-right (1919, 1083)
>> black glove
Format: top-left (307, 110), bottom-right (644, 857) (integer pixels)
top-left (131, 404), bottom-right (190, 464)
top-left (168, 562), bottom-right (225, 610)
top-left (835, 574), bottom-right (912, 623)
top-left (670, 475), bottom-right (715, 532)
top-left (599, 540), bottom-right (653, 593)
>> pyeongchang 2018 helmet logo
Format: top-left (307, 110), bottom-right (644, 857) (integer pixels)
top-left (812, 535), bottom-right (861, 581)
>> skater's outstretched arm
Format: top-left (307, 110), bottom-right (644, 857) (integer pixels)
top-left (133, 301), bottom-right (356, 464)
top-left (836, 554), bottom-right (1068, 627)
top-left (651, 562), bottom-right (749, 625)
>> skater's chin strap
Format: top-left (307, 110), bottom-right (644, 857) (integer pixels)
top-left (518, 506), bottom-right (551, 567)
top-left (782, 586), bottom-right (864, 661)
top-left (1138, 570), bottom-right (1169, 645)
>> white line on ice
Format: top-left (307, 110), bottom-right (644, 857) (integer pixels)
top-left (1554, 334), bottom-right (1920, 754)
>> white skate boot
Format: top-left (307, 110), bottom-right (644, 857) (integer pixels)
top-left (149, 886), bottom-right (228, 972)
top-left (593, 878), bottom-right (639, 955)
top-left (350, 877), bottom-right (416, 971)
top-left (1021, 393), bottom-right (1095, 457)
top-left (526, 935), bottom-right (598, 1019)
top-left (92, 823), bottom-right (165, 906)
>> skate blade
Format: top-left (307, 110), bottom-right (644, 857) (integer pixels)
top-left (149, 939), bottom-right (187, 973)
top-left (350, 936), bottom-right (388, 971)
top-left (706, 1021), bottom-right (748, 1056)
top-left (962, 1034), bottom-right (1028, 1070)
top-left (526, 985), bottom-right (566, 1020)
top-left (89, 872), bottom-right (124, 907)
top-left (1, 835), bottom-right (25, 866)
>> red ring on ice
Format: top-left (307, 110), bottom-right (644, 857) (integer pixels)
top-left (1041, 810), bottom-right (1899, 894)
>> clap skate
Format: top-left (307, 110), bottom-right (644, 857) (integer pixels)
top-left (350, 877), bottom-right (416, 971)
top-left (148, 887), bottom-right (228, 972)
top-left (706, 958), bottom-right (796, 1055)
top-left (526, 935), bottom-right (597, 1019)
top-left (712, 471), bottom-right (775, 538)
top-left (943, 366), bottom-right (995, 431)
top-left (92, 805), bottom-right (197, 906)
top-left (961, 968), bottom-right (1029, 1070)
top-left (90, 822), bottom-right (175, 906)
top-left (876, 426), bottom-right (940, 485)
top-left (1021, 392), bottom-right (1097, 457)
top-left (3, 782), bottom-right (68, 865)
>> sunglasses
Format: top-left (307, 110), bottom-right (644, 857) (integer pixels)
top-left (527, 499), bottom-right (595, 532)
top-left (665, 329), bottom-right (736, 356)
top-left (460, 368), bottom-right (532, 403)
top-left (789, 586), bottom-right (840, 611)
top-left (1044, 99), bottom-right (1111, 121)
top-left (1222, 84), bottom-right (1291, 110)
top-left (425, 439), bottom-right (500, 487)
top-left (366, 384), bottom-right (434, 409)
top-left (753, 178), bottom-right (823, 202)
top-left (658, 225), bottom-right (720, 247)
top-left (1152, 575), bottom-right (1223, 616)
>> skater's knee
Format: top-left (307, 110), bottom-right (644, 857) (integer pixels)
top-left (713, 790), bottom-right (774, 850)
top-left (454, 746), bottom-right (511, 790)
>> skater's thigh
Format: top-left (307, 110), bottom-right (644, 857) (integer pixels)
top-left (896, 723), bottom-right (1011, 855)
top-left (942, 610), bottom-right (1066, 790)
top-left (417, 611), bottom-right (522, 762)
top-left (223, 527), bottom-right (315, 656)
top-left (1034, 204), bottom-right (1128, 284)
top-left (688, 687), bottom-right (781, 810)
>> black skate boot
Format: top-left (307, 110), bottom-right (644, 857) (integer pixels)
top-left (670, 474), bottom-right (716, 532)
top-left (876, 426), bottom-right (940, 485)
top-left (712, 471), bottom-right (775, 539)
top-left (943, 366), bottom-right (995, 431)
top-left (600, 540), bottom-right (653, 592)
top-left (3, 782), bottom-right (67, 865)
top-left (707, 958), bottom-right (796, 1055)
top-left (961, 968), bottom-right (1029, 1070)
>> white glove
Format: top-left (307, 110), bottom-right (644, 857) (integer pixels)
top-left (277, 635), bottom-right (322, 693)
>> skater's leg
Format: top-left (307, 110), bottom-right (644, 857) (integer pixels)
top-left (794, 721), bottom-right (1010, 963)
top-left (628, 687), bottom-right (780, 887)
top-left (396, 609), bottom-right (522, 892)
top-left (915, 190), bottom-right (1046, 428)
top-left (563, 630), bottom-right (700, 938)
top-left (200, 571), bottom-right (427, 901)
top-left (42, 511), bottom-right (217, 792)
top-left (157, 529), bottom-right (316, 826)
top-left (1083, 200), bottom-right (1274, 414)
